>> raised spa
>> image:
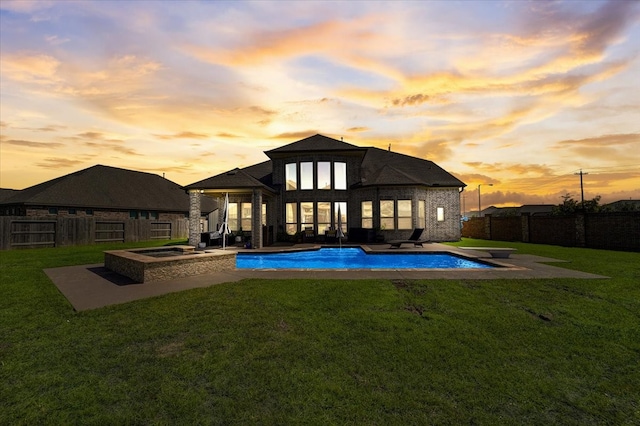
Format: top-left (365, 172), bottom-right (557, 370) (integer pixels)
top-left (104, 246), bottom-right (235, 283)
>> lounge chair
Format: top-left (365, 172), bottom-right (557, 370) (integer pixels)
top-left (388, 228), bottom-right (430, 248)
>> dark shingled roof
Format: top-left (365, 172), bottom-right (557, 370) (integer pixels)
top-left (1, 165), bottom-right (216, 213)
top-left (265, 134), bottom-right (365, 155)
top-left (183, 163), bottom-right (275, 192)
top-left (184, 134), bottom-right (465, 190)
top-left (359, 147), bottom-right (465, 187)
top-left (0, 189), bottom-right (20, 202)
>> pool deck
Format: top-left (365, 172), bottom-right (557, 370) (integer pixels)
top-left (44, 243), bottom-right (608, 311)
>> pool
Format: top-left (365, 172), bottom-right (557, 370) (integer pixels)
top-left (236, 247), bottom-right (493, 270)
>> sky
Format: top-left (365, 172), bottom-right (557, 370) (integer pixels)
top-left (1, 0), bottom-right (639, 210)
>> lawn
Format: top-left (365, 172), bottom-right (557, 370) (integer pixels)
top-left (1, 239), bottom-right (639, 424)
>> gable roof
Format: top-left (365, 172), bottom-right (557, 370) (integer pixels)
top-left (1, 165), bottom-right (216, 213)
top-left (265, 134), bottom-right (365, 155)
top-left (185, 134), bottom-right (465, 190)
top-left (183, 163), bottom-right (275, 193)
top-left (0, 188), bottom-right (20, 202)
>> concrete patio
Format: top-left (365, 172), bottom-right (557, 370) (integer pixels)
top-left (44, 243), bottom-right (608, 311)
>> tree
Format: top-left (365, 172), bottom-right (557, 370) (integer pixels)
top-left (552, 193), bottom-right (602, 215)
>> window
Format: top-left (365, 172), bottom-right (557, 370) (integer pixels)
top-left (334, 162), bottom-right (346, 190)
top-left (68, 208), bottom-right (77, 215)
top-left (317, 162), bottom-right (331, 190)
top-left (228, 202), bottom-right (238, 231)
top-left (317, 202), bottom-right (331, 231)
top-left (286, 203), bottom-right (297, 235)
top-left (361, 201), bottom-right (373, 228)
top-left (418, 201), bottom-right (425, 227)
top-left (151, 211), bottom-right (159, 220)
top-left (140, 211), bottom-right (149, 219)
top-left (300, 162), bottom-right (313, 190)
top-left (335, 202), bottom-right (347, 232)
top-left (241, 202), bottom-right (252, 231)
top-left (301, 202), bottom-right (314, 229)
top-left (397, 200), bottom-right (412, 230)
top-left (380, 200), bottom-right (395, 230)
top-left (262, 203), bottom-right (267, 226)
top-left (437, 207), bottom-right (445, 222)
top-left (285, 163), bottom-right (297, 191)
top-left (129, 210), bottom-right (138, 219)
top-left (86, 209), bottom-right (94, 216)
top-left (48, 207), bottom-right (58, 215)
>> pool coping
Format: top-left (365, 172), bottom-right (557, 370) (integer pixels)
top-left (44, 243), bottom-right (609, 311)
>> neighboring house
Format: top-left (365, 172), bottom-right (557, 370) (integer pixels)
top-left (604, 199), bottom-right (640, 211)
top-left (479, 204), bottom-right (555, 217)
top-left (184, 134), bottom-right (466, 248)
top-left (0, 164), bottom-right (216, 222)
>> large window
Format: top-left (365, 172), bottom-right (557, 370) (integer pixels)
top-left (317, 162), bottom-right (331, 190)
top-left (418, 200), bottom-right (425, 228)
top-left (397, 200), bottom-right (412, 229)
top-left (241, 202), bottom-right (252, 231)
top-left (286, 203), bottom-right (297, 235)
top-left (380, 200), bottom-right (395, 230)
top-left (300, 162), bottom-right (313, 190)
top-left (361, 201), bottom-right (373, 228)
top-left (334, 162), bottom-right (346, 190)
top-left (228, 202), bottom-right (238, 231)
top-left (285, 163), bottom-right (297, 191)
top-left (301, 202), bottom-right (314, 229)
top-left (437, 207), bottom-right (445, 222)
top-left (317, 202), bottom-right (331, 231)
top-left (262, 203), bottom-right (267, 226)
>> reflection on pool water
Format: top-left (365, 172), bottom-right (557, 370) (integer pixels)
top-left (236, 247), bottom-right (493, 270)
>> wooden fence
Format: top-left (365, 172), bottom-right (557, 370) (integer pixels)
top-left (462, 212), bottom-right (640, 252)
top-left (0, 217), bottom-right (188, 250)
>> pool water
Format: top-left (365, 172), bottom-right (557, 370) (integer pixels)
top-left (236, 247), bottom-right (493, 269)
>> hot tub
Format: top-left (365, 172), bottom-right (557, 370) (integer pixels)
top-left (104, 246), bottom-right (236, 283)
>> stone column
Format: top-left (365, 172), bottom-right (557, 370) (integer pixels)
top-left (188, 190), bottom-right (201, 247)
top-left (251, 189), bottom-right (263, 248)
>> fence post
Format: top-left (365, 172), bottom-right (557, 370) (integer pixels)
top-left (484, 214), bottom-right (492, 240)
top-left (575, 212), bottom-right (586, 247)
top-left (521, 213), bottom-right (530, 243)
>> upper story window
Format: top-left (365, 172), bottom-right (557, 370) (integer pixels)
top-left (334, 162), bottom-right (346, 190)
top-left (300, 162), bottom-right (313, 190)
top-left (285, 163), bottom-right (297, 191)
top-left (285, 161), bottom-right (347, 191)
top-left (317, 162), bottom-right (331, 190)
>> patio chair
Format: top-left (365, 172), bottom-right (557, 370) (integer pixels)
top-left (388, 228), bottom-right (430, 248)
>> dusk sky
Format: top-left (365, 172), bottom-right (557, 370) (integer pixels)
top-left (1, 0), bottom-right (639, 209)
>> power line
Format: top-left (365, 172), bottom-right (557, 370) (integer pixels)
top-left (574, 169), bottom-right (589, 209)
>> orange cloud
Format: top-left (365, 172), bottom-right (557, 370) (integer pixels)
top-left (5, 139), bottom-right (64, 148)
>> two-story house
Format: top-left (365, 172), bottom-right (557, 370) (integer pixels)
top-left (184, 134), bottom-right (466, 248)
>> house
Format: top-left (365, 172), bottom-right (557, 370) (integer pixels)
top-left (0, 164), bottom-right (216, 223)
top-left (183, 134), bottom-right (466, 248)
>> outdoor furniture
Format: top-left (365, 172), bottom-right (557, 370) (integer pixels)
top-left (459, 247), bottom-right (517, 258)
top-left (302, 228), bottom-right (316, 243)
top-left (325, 229), bottom-right (338, 244)
top-left (388, 228), bottom-right (429, 248)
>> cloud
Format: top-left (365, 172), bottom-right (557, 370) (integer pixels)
top-left (36, 157), bottom-right (84, 169)
top-left (346, 127), bottom-right (370, 133)
top-left (271, 131), bottom-right (319, 140)
top-left (5, 139), bottom-right (64, 148)
top-left (153, 131), bottom-right (210, 140)
top-left (555, 133), bottom-right (640, 147)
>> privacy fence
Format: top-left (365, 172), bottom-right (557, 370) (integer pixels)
top-left (0, 216), bottom-right (189, 250)
top-left (462, 212), bottom-right (640, 252)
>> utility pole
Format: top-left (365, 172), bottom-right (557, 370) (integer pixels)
top-left (574, 169), bottom-right (588, 210)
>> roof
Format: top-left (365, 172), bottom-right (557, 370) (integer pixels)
top-left (265, 134), bottom-right (365, 155)
top-left (183, 163), bottom-right (276, 193)
top-left (359, 147), bottom-right (465, 188)
top-left (0, 188), bottom-right (20, 202)
top-left (1, 165), bottom-right (216, 213)
top-left (185, 134), bottom-right (465, 190)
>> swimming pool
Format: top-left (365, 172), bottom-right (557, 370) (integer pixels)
top-left (236, 247), bottom-right (493, 270)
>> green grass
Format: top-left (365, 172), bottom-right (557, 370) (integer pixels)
top-left (1, 239), bottom-right (639, 424)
